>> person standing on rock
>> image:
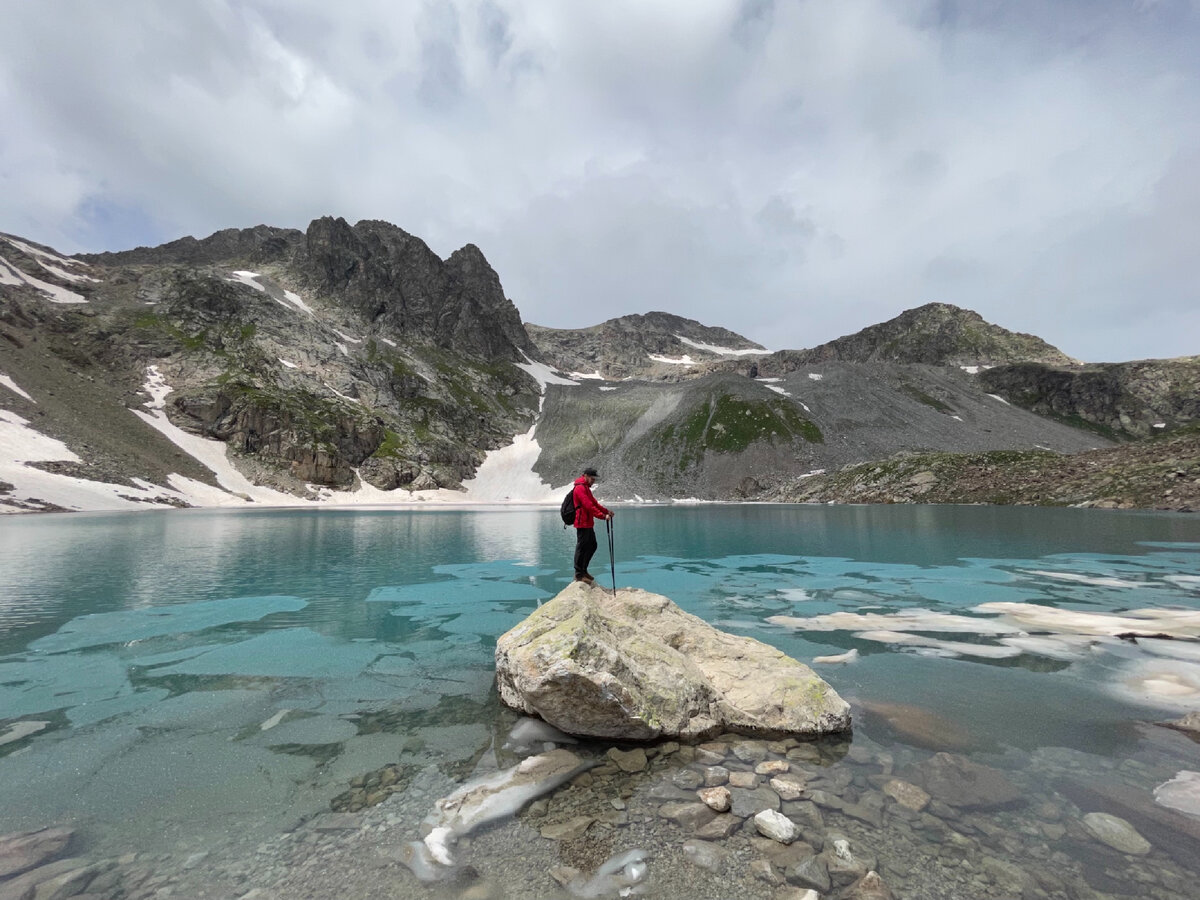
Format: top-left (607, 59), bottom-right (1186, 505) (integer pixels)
top-left (572, 467), bottom-right (612, 584)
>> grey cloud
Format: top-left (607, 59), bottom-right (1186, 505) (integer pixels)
top-left (1, 0), bottom-right (1197, 362)
top-left (417, 3), bottom-right (464, 110)
top-left (755, 196), bottom-right (818, 239)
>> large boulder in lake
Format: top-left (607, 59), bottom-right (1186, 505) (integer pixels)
top-left (494, 582), bottom-right (851, 740)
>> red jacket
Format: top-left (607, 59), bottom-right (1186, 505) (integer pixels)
top-left (572, 476), bottom-right (611, 529)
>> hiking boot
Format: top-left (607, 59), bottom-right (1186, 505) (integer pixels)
top-left (581, 573), bottom-right (596, 585)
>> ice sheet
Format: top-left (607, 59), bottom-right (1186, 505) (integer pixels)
top-left (31, 595), bottom-right (307, 653)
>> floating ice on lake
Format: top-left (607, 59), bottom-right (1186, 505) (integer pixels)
top-left (975, 602), bottom-right (1200, 639)
top-left (1154, 771), bottom-right (1200, 818)
top-left (1021, 569), bottom-right (1148, 589)
top-left (855, 630), bottom-right (1022, 659)
top-left (251, 714), bottom-right (357, 746)
top-left (0, 720), bottom-right (49, 746)
top-left (31, 595), bottom-right (307, 653)
top-left (1165, 575), bottom-right (1200, 591)
top-left (144, 628), bottom-right (382, 679)
top-left (768, 609), bottom-right (1021, 635)
top-left (368, 580), bottom-right (548, 607)
top-left (998, 634), bottom-right (1102, 660)
top-left (259, 709), bottom-right (291, 731)
top-left (813, 649), bottom-right (859, 664)
top-left (1111, 658), bottom-right (1200, 710)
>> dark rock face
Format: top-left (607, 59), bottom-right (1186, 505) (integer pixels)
top-left (980, 358), bottom-right (1200, 438)
top-left (303, 217), bottom-right (535, 360)
top-left (174, 389), bottom-right (385, 487)
top-left (780, 302), bottom-right (1077, 367)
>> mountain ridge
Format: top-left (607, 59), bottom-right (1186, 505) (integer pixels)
top-left (2, 218), bottom-right (1196, 512)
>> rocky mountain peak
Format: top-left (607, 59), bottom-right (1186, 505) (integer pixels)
top-left (79, 224), bottom-right (304, 267)
top-left (302, 217), bottom-right (533, 360)
top-left (526, 311), bottom-right (766, 379)
top-left (789, 302), bottom-right (1078, 367)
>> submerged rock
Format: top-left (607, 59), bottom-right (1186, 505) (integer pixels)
top-left (1160, 710), bottom-right (1200, 739)
top-left (1081, 812), bottom-right (1151, 855)
top-left (0, 826), bottom-right (74, 878)
top-left (494, 582), bottom-right (851, 740)
top-left (909, 752), bottom-right (1023, 810)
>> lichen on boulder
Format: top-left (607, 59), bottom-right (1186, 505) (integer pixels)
top-left (494, 582), bottom-right (851, 740)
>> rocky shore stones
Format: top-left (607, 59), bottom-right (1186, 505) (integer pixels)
top-left (494, 582), bottom-right (851, 740)
top-left (846, 870), bottom-right (897, 899)
top-left (770, 774), bottom-right (807, 801)
top-left (754, 809), bottom-right (800, 844)
top-left (698, 786), bottom-right (731, 812)
top-left (607, 747), bottom-right (648, 773)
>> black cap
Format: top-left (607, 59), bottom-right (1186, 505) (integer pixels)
top-left (583, 467), bottom-right (599, 478)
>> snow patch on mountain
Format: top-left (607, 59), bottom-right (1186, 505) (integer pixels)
top-left (1, 236), bottom-right (93, 272)
top-left (283, 289), bottom-right (314, 315)
top-left (0, 409), bottom-right (187, 513)
top-left (0, 254), bottom-right (87, 304)
top-left (0, 374), bottom-right (34, 402)
top-left (229, 271), bottom-right (266, 292)
top-left (675, 334), bottom-right (765, 356)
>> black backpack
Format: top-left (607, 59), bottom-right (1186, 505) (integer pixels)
top-left (560, 489), bottom-right (576, 527)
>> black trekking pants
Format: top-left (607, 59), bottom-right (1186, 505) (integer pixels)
top-left (574, 527), bottom-right (598, 577)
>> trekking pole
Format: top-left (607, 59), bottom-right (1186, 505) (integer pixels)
top-left (606, 516), bottom-right (616, 596)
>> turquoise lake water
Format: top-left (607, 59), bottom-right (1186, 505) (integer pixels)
top-left (1, 504), bottom-right (1199, 896)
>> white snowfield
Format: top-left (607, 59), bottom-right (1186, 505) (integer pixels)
top-left (0, 253), bottom-right (87, 304)
top-left (229, 271), bottom-right (266, 293)
top-left (0, 359), bottom-right (589, 513)
top-left (674, 334), bottom-right (766, 356)
top-left (0, 409), bottom-right (196, 511)
top-left (648, 353), bottom-right (696, 366)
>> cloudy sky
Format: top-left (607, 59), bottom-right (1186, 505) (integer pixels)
top-left (2, 1), bottom-right (1198, 362)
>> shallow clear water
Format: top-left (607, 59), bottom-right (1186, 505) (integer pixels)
top-left (1, 504), bottom-right (1199, 898)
